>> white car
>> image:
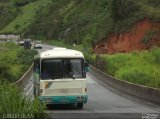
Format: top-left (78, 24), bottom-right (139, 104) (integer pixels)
top-left (34, 40), bottom-right (42, 49)
top-left (34, 43), bottom-right (42, 49)
top-left (19, 40), bottom-right (24, 46)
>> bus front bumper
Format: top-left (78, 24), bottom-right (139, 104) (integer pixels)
top-left (39, 95), bottom-right (88, 104)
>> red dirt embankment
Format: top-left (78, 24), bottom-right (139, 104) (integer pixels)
top-left (93, 19), bottom-right (160, 54)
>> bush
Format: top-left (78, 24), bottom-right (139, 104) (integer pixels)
top-left (118, 68), bottom-right (150, 84)
top-left (142, 30), bottom-right (159, 44)
top-left (111, 0), bottom-right (139, 21)
top-left (116, 67), bottom-right (160, 88)
top-left (0, 43), bottom-right (37, 82)
top-left (17, 49), bottom-right (38, 65)
top-left (0, 62), bottom-right (15, 82)
top-left (86, 48), bottom-right (160, 89)
top-left (147, 0), bottom-right (160, 7)
top-left (151, 48), bottom-right (160, 64)
top-left (0, 81), bottom-right (46, 118)
top-left (103, 54), bottom-right (132, 75)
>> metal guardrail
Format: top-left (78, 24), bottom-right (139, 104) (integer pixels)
top-left (12, 63), bottom-right (33, 89)
top-left (89, 65), bottom-right (160, 105)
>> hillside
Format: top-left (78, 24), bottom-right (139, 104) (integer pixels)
top-left (93, 19), bottom-right (160, 54)
top-left (0, 0), bottom-right (160, 52)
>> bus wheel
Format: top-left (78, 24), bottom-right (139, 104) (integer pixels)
top-left (77, 103), bottom-right (83, 109)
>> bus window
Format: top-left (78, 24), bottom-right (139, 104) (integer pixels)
top-left (41, 59), bottom-right (63, 79)
top-left (34, 59), bottom-right (40, 73)
top-left (41, 58), bottom-right (85, 80)
top-left (33, 59), bottom-right (40, 84)
top-left (64, 59), bottom-right (84, 78)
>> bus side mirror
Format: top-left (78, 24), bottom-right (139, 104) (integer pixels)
top-left (85, 62), bottom-right (89, 72)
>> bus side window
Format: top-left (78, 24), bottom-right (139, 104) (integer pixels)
top-left (34, 59), bottom-right (40, 74)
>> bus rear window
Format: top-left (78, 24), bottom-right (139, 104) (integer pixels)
top-left (41, 58), bottom-right (85, 80)
top-left (64, 59), bottom-right (83, 78)
top-left (41, 59), bottom-right (63, 79)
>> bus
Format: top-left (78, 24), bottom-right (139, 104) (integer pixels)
top-left (33, 48), bottom-right (88, 109)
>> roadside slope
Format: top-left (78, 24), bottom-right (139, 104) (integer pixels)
top-left (93, 19), bottom-right (160, 54)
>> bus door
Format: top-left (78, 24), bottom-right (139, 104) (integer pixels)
top-left (33, 59), bottom-right (40, 96)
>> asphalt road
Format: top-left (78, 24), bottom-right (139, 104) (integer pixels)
top-left (24, 44), bottom-right (160, 119)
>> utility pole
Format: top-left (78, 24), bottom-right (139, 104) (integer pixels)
top-left (76, 14), bottom-right (78, 45)
top-left (76, 23), bottom-right (78, 45)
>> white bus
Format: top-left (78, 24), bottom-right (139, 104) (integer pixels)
top-left (33, 48), bottom-right (88, 109)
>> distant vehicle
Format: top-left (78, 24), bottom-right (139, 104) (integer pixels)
top-left (34, 40), bottom-right (42, 49)
top-left (6, 39), bottom-right (11, 42)
top-left (33, 48), bottom-right (88, 109)
top-left (24, 39), bottom-right (31, 49)
top-left (19, 40), bottom-right (24, 46)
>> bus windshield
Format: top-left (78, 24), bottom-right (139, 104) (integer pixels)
top-left (41, 58), bottom-right (85, 80)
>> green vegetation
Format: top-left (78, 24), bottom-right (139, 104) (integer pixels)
top-left (0, 43), bottom-right (37, 82)
top-left (0, 0), bottom-right (53, 36)
top-left (0, 1), bottom-right (18, 30)
top-left (0, 0), bottom-right (160, 45)
top-left (0, 43), bottom-right (45, 118)
top-left (46, 39), bottom-right (84, 51)
top-left (142, 29), bottom-right (160, 44)
top-left (0, 81), bottom-right (46, 118)
top-left (87, 48), bottom-right (160, 89)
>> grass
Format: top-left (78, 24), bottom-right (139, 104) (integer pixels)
top-left (0, 0), bottom-right (53, 35)
top-left (95, 48), bottom-right (160, 88)
top-left (0, 43), bottom-right (45, 118)
top-left (0, 81), bottom-right (46, 118)
top-left (0, 43), bottom-right (37, 82)
top-left (46, 39), bottom-right (84, 51)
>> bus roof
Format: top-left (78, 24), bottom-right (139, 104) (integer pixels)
top-left (34, 48), bottom-right (84, 59)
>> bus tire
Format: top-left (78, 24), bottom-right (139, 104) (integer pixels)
top-left (77, 103), bottom-right (83, 109)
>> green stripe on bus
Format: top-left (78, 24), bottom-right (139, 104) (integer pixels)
top-left (39, 95), bottom-right (88, 104)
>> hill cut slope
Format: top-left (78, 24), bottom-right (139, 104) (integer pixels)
top-left (93, 19), bottom-right (160, 54)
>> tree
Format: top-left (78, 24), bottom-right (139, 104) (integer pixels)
top-left (111, 0), bottom-right (139, 21)
top-left (14, 24), bottom-right (20, 34)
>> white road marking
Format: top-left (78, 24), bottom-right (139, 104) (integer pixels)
top-left (86, 74), bottom-right (96, 84)
top-left (26, 85), bottom-right (33, 96)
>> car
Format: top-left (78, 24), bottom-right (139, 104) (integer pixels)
top-left (34, 40), bottom-right (42, 49)
top-left (19, 40), bottom-right (24, 46)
